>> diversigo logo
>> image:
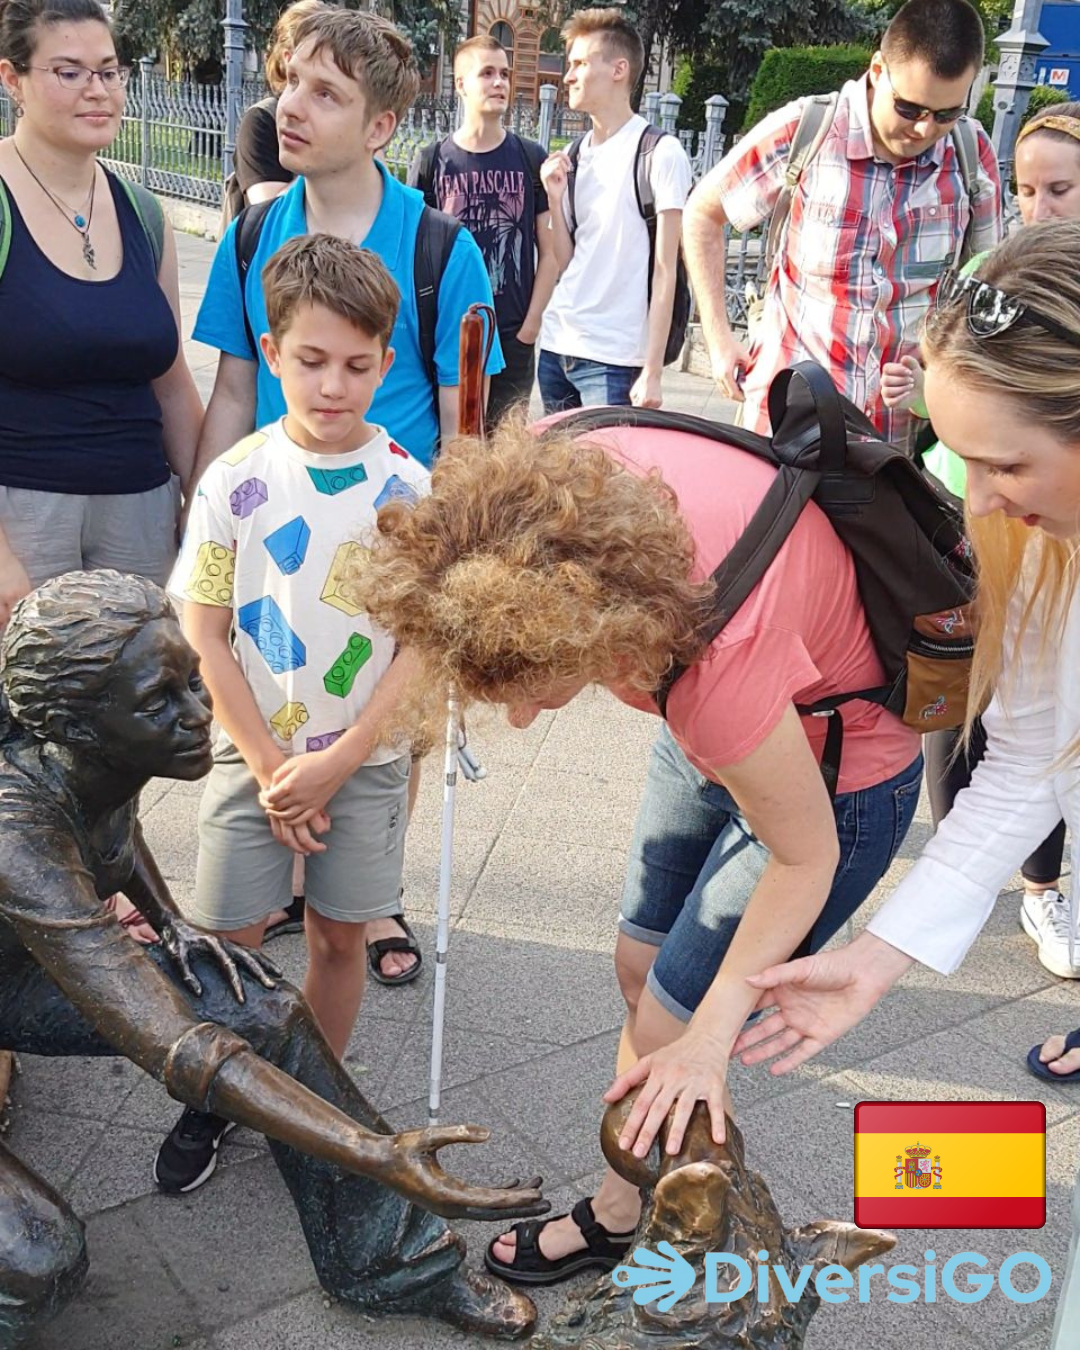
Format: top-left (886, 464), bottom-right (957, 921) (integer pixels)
top-left (611, 1246), bottom-right (1053, 1308)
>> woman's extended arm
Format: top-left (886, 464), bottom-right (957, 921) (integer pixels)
top-left (607, 703), bottom-right (842, 1155)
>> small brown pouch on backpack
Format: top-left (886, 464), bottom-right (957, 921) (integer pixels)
top-left (901, 604), bottom-right (976, 730)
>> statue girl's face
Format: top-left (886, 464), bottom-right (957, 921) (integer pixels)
top-left (78, 617), bottom-right (214, 781)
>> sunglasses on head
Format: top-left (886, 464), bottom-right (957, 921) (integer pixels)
top-left (934, 272), bottom-right (1080, 349)
top-left (882, 60), bottom-right (968, 125)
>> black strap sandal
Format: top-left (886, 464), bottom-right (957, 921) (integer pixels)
top-left (368, 914), bottom-right (423, 986)
top-left (1027, 1027), bottom-right (1080, 1082)
top-left (483, 1197), bottom-right (635, 1287)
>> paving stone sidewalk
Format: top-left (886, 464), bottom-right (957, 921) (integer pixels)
top-left (5, 232), bottom-right (1073, 1350)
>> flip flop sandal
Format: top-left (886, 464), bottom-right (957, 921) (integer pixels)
top-left (483, 1197), bottom-right (635, 1287)
top-left (368, 914), bottom-right (423, 986)
top-left (1027, 1027), bottom-right (1080, 1083)
top-left (264, 894), bottom-right (306, 943)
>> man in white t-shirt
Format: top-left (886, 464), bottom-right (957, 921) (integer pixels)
top-left (537, 8), bottom-right (692, 412)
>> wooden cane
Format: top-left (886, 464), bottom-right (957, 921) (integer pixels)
top-left (457, 303), bottom-right (496, 439)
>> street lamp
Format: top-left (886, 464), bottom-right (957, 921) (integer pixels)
top-left (222, 0), bottom-right (248, 181)
top-left (989, 0), bottom-right (1049, 181)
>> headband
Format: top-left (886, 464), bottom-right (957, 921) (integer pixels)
top-left (1016, 114), bottom-right (1080, 149)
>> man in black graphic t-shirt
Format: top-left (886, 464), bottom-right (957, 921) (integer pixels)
top-left (409, 36), bottom-right (559, 424)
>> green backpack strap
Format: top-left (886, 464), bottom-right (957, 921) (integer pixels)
top-left (761, 93), bottom-right (839, 282)
top-left (0, 180), bottom-right (11, 284)
top-left (116, 175), bottom-right (166, 274)
top-left (948, 116), bottom-right (983, 269)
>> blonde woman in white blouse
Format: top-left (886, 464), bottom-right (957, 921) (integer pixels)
top-left (738, 218), bottom-right (1080, 1350)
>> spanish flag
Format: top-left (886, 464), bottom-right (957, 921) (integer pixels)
top-left (854, 1101), bottom-right (1045, 1229)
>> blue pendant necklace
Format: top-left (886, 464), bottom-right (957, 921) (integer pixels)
top-left (12, 143), bottom-right (97, 269)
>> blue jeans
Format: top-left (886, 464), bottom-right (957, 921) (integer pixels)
top-left (620, 724), bottom-right (923, 1020)
top-left (537, 349), bottom-right (641, 414)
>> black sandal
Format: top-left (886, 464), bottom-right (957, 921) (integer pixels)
top-left (483, 1197), bottom-right (635, 1286)
top-left (367, 914), bottom-right (423, 986)
top-left (264, 894), bottom-right (306, 943)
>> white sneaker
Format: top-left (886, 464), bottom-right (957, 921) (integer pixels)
top-left (1020, 889), bottom-right (1080, 979)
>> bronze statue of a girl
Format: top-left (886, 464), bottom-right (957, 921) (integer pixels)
top-left (0, 571), bottom-right (544, 1348)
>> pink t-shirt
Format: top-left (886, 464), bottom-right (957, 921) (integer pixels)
top-left (590, 424), bottom-right (919, 795)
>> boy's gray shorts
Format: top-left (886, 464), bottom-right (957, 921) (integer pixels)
top-left (190, 747), bottom-right (410, 931)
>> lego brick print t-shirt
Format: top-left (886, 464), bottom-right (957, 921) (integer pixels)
top-left (170, 422), bottom-right (429, 764)
top-left (416, 134), bottom-right (547, 335)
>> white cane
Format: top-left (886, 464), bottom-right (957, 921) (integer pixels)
top-left (428, 302), bottom-right (494, 1126)
top-left (428, 690), bottom-right (459, 1125)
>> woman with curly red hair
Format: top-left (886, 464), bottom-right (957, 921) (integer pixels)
top-left (351, 414), bottom-right (923, 1285)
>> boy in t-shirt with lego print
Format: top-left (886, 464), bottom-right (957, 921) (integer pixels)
top-left (155, 235), bottom-right (429, 1195)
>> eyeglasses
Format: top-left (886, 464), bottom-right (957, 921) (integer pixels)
top-left (882, 60), bottom-right (967, 125)
top-left (934, 272), bottom-right (1080, 350)
top-left (29, 65), bottom-right (130, 90)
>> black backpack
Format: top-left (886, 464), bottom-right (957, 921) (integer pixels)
top-left (232, 199), bottom-right (463, 394)
top-left (566, 123), bottom-right (692, 367)
top-left (551, 363), bottom-right (976, 795)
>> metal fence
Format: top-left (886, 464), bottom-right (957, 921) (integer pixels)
top-left (0, 67), bottom-right (731, 207)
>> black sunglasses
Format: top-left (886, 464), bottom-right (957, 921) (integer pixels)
top-left (934, 272), bottom-right (1080, 350)
top-left (882, 60), bottom-right (968, 125)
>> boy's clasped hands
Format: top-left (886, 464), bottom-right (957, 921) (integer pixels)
top-left (258, 746), bottom-right (353, 855)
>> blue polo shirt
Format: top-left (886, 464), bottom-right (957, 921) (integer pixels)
top-left (193, 163), bottom-right (503, 466)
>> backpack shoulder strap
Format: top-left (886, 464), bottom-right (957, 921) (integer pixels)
top-left (116, 176), bottom-right (166, 274)
top-left (413, 205), bottom-right (464, 391)
top-left (762, 93), bottom-right (838, 280)
top-left (0, 180), bottom-right (10, 284)
top-left (948, 116), bottom-right (982, 268)
top-left (414, 139), bottom-right (443, 208)
top-left (565, 133), bottom-right (586, 239)
top-left (233, 198), bottom-right (275, 360)
top-left (634, 123), bottom-right (666, 223)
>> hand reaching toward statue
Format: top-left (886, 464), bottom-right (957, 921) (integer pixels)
top-left (733, 933), bottom-right (916, 1074)
top-left (160, 918), bottom-right (281, 1004)
top-left (371, 1123), bottom-right (549, 1222)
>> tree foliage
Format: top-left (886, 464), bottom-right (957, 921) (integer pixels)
top-left (113, 0), bottom-right (460, 79)
top-left (743, 44), bottom-right (873, 129)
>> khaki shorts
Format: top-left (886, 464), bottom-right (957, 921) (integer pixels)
top-left (0, 477), bottom-right (182, 588)
top-left (190, 746), bottom-right (410, 931)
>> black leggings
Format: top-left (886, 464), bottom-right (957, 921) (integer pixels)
top-left (924, 722), bottom-right (1067, 887)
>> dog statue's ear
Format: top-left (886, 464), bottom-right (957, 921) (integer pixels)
top-left (789, 1219), bottom-right (896, 1273)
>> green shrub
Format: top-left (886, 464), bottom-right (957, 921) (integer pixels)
top-left (743, 44), bottom-right (872, 131)
top-left (672, 56), bottom-right (728, 132)
top-left (974, 80), bottom-right (1069, 135)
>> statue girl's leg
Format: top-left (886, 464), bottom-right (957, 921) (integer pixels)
top-left (0, 1139), bottom-right (87, 1349)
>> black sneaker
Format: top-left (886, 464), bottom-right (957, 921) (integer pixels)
top-left (153, 1108), bottom-right (237, 1194)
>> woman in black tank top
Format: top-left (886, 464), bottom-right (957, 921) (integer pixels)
top-left (0, 0), bottom-right (203, 618)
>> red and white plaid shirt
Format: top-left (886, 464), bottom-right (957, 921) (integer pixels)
top-left (715, 77), bottom-right (1003, 447)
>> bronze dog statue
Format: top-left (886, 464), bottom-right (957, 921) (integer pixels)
top-left (534, 1091), bottom-right (894, 1348)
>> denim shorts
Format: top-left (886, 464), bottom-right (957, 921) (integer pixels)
top-left (537, 349), bottom-right (641, 414)
top-left (620, 724), bottom-right (923, 1021)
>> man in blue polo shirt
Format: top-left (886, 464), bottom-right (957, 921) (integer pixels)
top-left (191, 7), bottom-right (502, 474)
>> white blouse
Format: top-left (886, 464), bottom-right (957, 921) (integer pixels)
top-left (868, 575), bottom-right (1080, 972)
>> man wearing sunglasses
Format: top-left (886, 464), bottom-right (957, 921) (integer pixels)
top-left (684, 0), bottom-right (1002, 453)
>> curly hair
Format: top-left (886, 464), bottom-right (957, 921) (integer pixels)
top-left (2, 570), bottom-right (174, 741)
top-left (348, 419), bottom-right (713, 723)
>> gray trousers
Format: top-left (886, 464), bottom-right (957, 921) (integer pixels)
top-left (1050, 1161), bottom-right (1080, 1349)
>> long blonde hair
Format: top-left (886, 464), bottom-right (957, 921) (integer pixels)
top-left (922, 219), bottom-right (1080, 730)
